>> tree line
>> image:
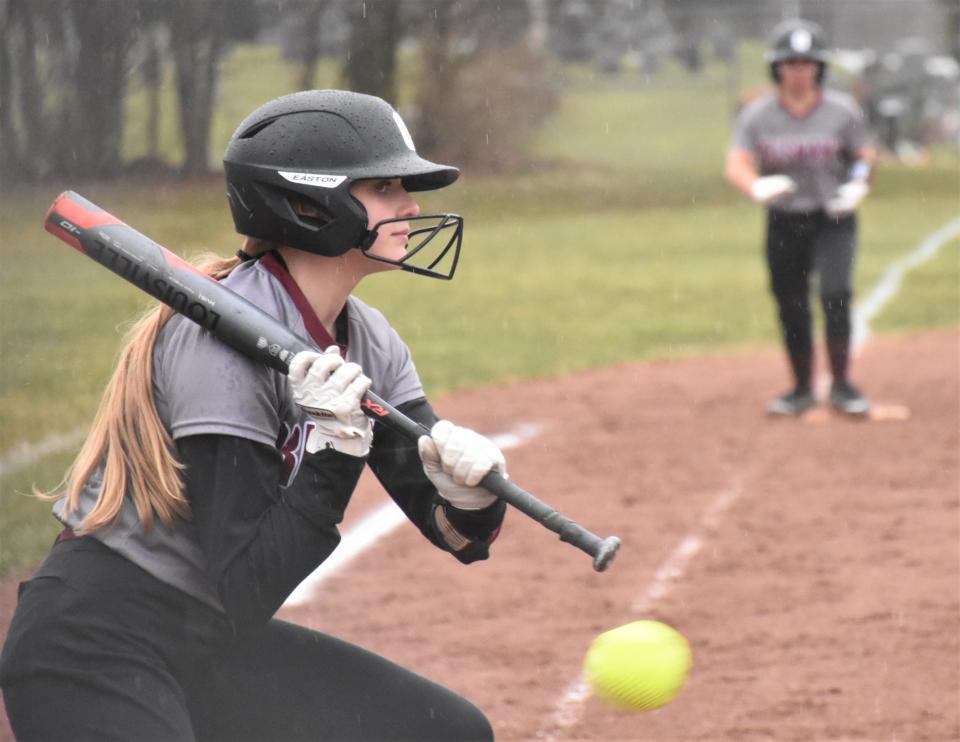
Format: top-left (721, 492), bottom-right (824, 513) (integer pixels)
top-left (1, 0), bottom-right (558, 183)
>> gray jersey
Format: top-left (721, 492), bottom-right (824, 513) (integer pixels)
top-left (55, 253), bottom-right (424, 609)
top-left (732, 89), bottom-right (871, 213)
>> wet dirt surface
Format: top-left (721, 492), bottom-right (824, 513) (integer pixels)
top-left (2, 330), bottom-right (957, 741)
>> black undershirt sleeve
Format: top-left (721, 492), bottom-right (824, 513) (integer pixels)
top-left (365, 397), bottom-right (507, 563)
top-left (178, 399), bottom-right (506, 633)
top-left (176, 434), bottom-right (364, 637)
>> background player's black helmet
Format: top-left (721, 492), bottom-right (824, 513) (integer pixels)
top-left (224, 89), bottom-right (463, 279)
top-left (765, 19), bottom-right (829, 84)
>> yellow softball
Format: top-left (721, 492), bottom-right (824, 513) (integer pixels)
top-left (583, 620), bottom-right (692, 712)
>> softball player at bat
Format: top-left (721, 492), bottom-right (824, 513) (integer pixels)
top-left (725, 19), bottom-right (877, 417)
top-left (1, 90), bottom-right (505, 740)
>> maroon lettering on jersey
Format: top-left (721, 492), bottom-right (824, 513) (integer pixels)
top-left (276, 421), bottom-right (317, 488)
top-left (758, 136), bottom-right (840, 168)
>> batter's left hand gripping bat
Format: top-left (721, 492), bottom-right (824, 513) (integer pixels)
top-left (45, 191), bottom-right (621, 572)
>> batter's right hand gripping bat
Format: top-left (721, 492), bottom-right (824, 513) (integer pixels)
top-left (45, 191), bottom-right (621, 572)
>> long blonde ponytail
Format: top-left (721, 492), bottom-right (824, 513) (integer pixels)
top-left (47, 240), bottom-right (273, 534)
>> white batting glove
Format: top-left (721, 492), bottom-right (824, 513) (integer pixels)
top-left (417, 420), bottom-right (506, 510)
top-left (750, 175), bottom-right (797, 205)
top-left (288, 347), bottom-right (373, 458)
top-left (825, 180), bottom-right (869, 216)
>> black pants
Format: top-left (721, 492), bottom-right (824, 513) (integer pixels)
top-left (0, 538), bottom-right (492, 742)
top-left (765, 209), bottom-right (858, 391)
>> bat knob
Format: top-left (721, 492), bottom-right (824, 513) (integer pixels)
top-left (592, 536), bottom-right (621, 572)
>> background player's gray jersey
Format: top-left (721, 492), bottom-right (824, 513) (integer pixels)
top-left (55, 257), bottom-right (425, 609)
top-left (732, 89), bottom-right (871, 213)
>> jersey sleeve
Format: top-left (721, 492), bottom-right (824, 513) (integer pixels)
top-left (379, 331), bottom-right (424, 408)
top-left (730, 103), bottom-right (759, 154)
top-left (840, 96), bottom-right (872, 156)
top-left (153, 315), bottom-right (285, 447)
top-left (345, 297), bottom-right (424, 409)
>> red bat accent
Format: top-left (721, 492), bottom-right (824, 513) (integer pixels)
top-left (44, 195), bottom-right (121, 253)
top-left (361, 399), bottom-right (389, 418)
top-left (45, 194), bottom-right (200, 275)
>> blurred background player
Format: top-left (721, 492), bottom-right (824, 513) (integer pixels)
top-left (1, 90), bottom-right (506, 741)
top-left (724, 18), bottom-right (877, 417)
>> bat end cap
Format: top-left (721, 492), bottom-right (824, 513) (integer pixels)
top-left (592, 536), bottom-right (621, 572)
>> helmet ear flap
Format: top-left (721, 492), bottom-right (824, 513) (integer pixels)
top-left (286, 192), bottom-right (338, 230)
top-left (227, 182), bottom-right (253, 219)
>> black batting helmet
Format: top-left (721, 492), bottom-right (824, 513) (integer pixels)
top-left (223, 90), bottom-right (463, 279)
top-left (765, 19), bottom-right (829, 84)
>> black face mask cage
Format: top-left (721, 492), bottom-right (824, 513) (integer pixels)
top-left (361, 213), bottom-right (464, 280)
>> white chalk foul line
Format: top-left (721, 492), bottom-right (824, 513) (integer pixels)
top-left (0, 427), bottom-right (86, 479)
top-left (538, 482), bottom-right (744, 740)
top-left (283, 421), bottom-right (545, 608)
top-left (852, 216), bottom-right (960, 350)
top-left (540, 215), bottom-right (960, 739)
top-left (813, 216), bottom-right (960, 398)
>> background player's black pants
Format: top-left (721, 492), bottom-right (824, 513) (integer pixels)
top-left (765, 210), bottom-right (858, 392)
top-left (0, 538), bottom-right (493, 741)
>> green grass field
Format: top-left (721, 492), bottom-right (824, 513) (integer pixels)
top-left (1, 44), bottom-right (957, 576)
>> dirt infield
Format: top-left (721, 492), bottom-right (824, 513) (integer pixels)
top-left (2, 329), bottom-right (957, 741)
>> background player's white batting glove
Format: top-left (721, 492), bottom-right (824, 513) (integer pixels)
top-left (825, 180), bottom-right (869, 216)
top-left (750, 175), bottom-right (797, 205)
top-left (288, 347), bottom-right (373, 458)
top-left (418, 420), bottom-right (506, 510)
